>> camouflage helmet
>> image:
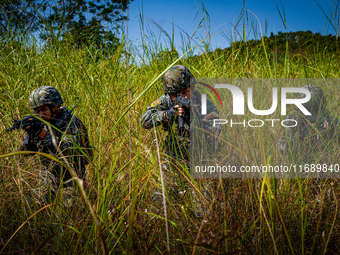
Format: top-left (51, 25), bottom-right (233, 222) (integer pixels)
top-left (28, 86), bottom-right (63, 109)
top-left (296, 85), bottom-right (327, 113)
top-left (161, 65), bottom-right (195, 94)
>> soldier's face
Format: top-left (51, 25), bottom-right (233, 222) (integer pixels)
top-left (170, 87), bottom-right (191, 102)
top-left (34, 105), bottom-right (59, 121)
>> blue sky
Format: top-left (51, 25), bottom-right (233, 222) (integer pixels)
top-left (125, 0), bottom-right (338, 54)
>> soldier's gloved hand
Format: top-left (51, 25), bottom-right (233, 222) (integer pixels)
top-left (164, 107), bottom-right (176, 121)
top-left (23, 119), bottom-right (44, 136)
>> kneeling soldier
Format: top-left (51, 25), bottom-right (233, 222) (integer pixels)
top-left (20, 86), bottom-right (92, 204)
top-left (140, 65), bottom-right (220, 217)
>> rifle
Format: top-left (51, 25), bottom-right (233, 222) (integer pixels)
top-left (6, 115), bottom-right (37, 133)
top-left (6, 100), bottom-right (81, 133)
top-left (175, 94), bottom-right (190, 135)
top-left (6, 115), bottom-right (39, 148)
top-left (5, 100), bottom-right (82, 149)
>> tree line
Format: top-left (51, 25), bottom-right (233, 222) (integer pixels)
top-left (0, 0), bottom-right (130, 50)
top-left (228, 30), bottom-right (338, 54)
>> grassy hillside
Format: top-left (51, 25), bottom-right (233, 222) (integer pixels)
top-left (1, 29), bottom-right (340, 254)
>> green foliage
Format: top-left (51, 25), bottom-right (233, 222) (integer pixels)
top-left (213, 30), bottom-right (339, 58)
top-left (0, 0), bottom-right (130, 50)
top-left (1, 4), bottom-right (340, 254)
top-left (39, 0), bottom-right (130, 50)
top-left (0, 0), bottom-right (44, 40)
top-left (1, 32), bottom-right (340, 253)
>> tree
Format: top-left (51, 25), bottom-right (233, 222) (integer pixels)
top-left (0, 0), bottom-right (44, 40)
top-left (40, 0), bottom-right (130, 49)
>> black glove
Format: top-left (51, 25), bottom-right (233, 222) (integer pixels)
top-left (164, 107), bottom-right (176, 121)
top-left (22, 118), bottom-right (44, 136)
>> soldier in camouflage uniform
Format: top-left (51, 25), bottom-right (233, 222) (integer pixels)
top-left (140, 65), bottom-right (220, 216)
top-left (22, 86), bottom-right (92, 204)
top-left (279, 85), bottom-right (338, 163)
top-left (140, 65), bottom-right (219, 164)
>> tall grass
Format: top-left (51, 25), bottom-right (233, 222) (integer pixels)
top-left (1, 4), bottom-right (340, 254)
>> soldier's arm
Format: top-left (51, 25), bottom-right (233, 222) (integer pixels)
top-left (140, 95), bottom-right (171, 129)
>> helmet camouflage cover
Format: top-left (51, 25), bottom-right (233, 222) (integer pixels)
top-left (161, 65), bottom-right (195, 94)
top-left (29, 86), bottom-right (64, 109)
top-left (296, 85), bottom-right (327, 113)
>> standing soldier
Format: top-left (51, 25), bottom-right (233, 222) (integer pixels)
top-left (15, 86), bottom-right (92, 204)
top-left (140, 65), bottom-right (220, 216)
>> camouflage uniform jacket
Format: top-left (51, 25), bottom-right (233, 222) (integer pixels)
top-left (22, 107), bottom-right (92, 184)
top-left (140, 89), bottom-right (220, 163)
top-left (279, 112), bottom-right (339, 155)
